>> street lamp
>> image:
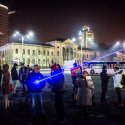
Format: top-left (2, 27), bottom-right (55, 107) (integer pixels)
top-left (13, 31), bottom-right (34, 63)
top-left (72, 37), bottom-right (76, 42)
top-left (78, 29), bottom-right (86, 69)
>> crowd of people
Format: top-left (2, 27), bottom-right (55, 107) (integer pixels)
top-left (0, 62), bottom-right (124, 125)
top-left (0, 63), bottom-right (65, 124)
top-left (70, 63), bottom-right (124, 115)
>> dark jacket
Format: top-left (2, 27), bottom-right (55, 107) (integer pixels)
top-left (100, 71), bottom-right (110, 86)
top-left (26, 71), bottom-right (46, 93)
top-left (11, 66), bottom-right (19, 80)
top-left (19, 67), bottom-right (26, 83)
top-left (48, 69), bottom-right (65, 93)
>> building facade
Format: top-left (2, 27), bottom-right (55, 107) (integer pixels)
top-left (0, 4), bottom-right (8, 46)
top-left (0, 39), bottom-right (100, 68)
top-left (79, 25), bottom-right (94, 48)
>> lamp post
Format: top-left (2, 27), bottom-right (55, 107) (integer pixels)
top-left (13, 31), bottom-right (34, 63)
top-left (78, 29), bottom-right (86, 69)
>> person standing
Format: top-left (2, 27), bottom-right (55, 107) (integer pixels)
top-left (70, 63), bottom-right (79, 99)
top-left (76, 74), bottom-right (87, 111)
top-left (26, 64), bottom-right (46, 118)
top-left (2, 64), bottom-right (11, 111)
top-left (19, 64), bottom-right (27, 96)
top-left (113, 66), bottom-right (124, 107)
top-left (100, 66), bottom-right (110, 103)
top-left (11, 63), bottom-right (19, 95)
top-left (48, 64), bottom-right (65, 124)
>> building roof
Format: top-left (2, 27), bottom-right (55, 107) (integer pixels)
top-left (12, 41), bottom-right (54, 47)
top-left (78, 46), bottom-right (99, 51)
top-left (49, 38), bottom-right (66, 42)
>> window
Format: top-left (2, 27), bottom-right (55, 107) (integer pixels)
top-left (38, 59), bottom-right (40, 64)
top-left (23, 58), bottom-right (25, 63)
top-left (16, 48), bottom-right (18, 54)
top-left (43, 50), bottom-right (46, 55)
top-left (38, 50), bottom-right (40, 55)
top-left (57, 51), bottom-right (59, 56)
top-left (51, 52), bottom-right (53, 56)
top-left (28, 49), bottom-right (30, 54)
top-left (87, 54), bottom-right (88, 58)
top-left (23, 49), bottom-right (25, 54)
top-left (27, 58), bottom-right (30, 64)
top-left (33, 50), bottom-right (35, 55)
top-left (47, 51), bottom-right (49, 56)
top-left (74, 53), bottom-right (76, 57)
top-left (43, 59), bottom-right (45, 64)
top-left (32, 59), bottom-right (35, 64)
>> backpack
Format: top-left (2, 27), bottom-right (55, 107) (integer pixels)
top-left (121, 74), bottom-right (125, 85)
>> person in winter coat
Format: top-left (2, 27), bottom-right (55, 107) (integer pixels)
top-left (11, 63), bottom-right (19, 95)
top-left (100, 66), bottom-right (110, 103)
top-left (76, 72), bottom-right (93, 115)
top-left (113, 66), bottom-right (124, 107)
top-left (48, 64), bottom-right (65, 124)
top-left (26, 64), bottom-right (46, 117)
top-left (2, 64), bottom-right (11, 111)
top-left (19, 63), bottom-right (27, 96)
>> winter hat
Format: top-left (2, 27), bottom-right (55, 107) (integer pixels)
top-left (102, 65), bottom-right (107, 70)
top-left (14, 63), bottom-right (18, 67)
top-left (50, 64), bottom-right (57, 71)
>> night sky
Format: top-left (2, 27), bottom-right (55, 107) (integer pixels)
top-left (1, 0), bottom-right (125, 48)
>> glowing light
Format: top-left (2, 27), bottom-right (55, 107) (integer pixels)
top-left (79, 31), bottom-right (82, 36)
top-left (34, 71), bottom-right (64, 84)
top-left (116, 41), bottom-right (120, 46)
top-left (13, 31), bottom-right (20, 37)
top-left (0, 4), bottom-right (8, 9)
top-left (84, 48), bottom-right (125, 65)
top-left (123, 42), bottom-right (125, 48)
top-left (28, 31), bottom-right (34, 37)
top-left (72, 38), bottom-right (76, 42)
top-left (79, 36), bottom-right (82, 40)
top-left (8, 11), bottom-right (16, 15)
top-left (35, 80), bottom-right (39, 84)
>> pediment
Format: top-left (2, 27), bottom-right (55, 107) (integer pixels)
top-left (63, 39), bottom-right (78, 47)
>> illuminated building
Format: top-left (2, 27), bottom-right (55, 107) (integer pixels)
top-left (79, 25), bottom-right (94, 48)
top-left (0, 4), bottom-right (8, 46)
top-left (0, 38), bottom-right (100, 67)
